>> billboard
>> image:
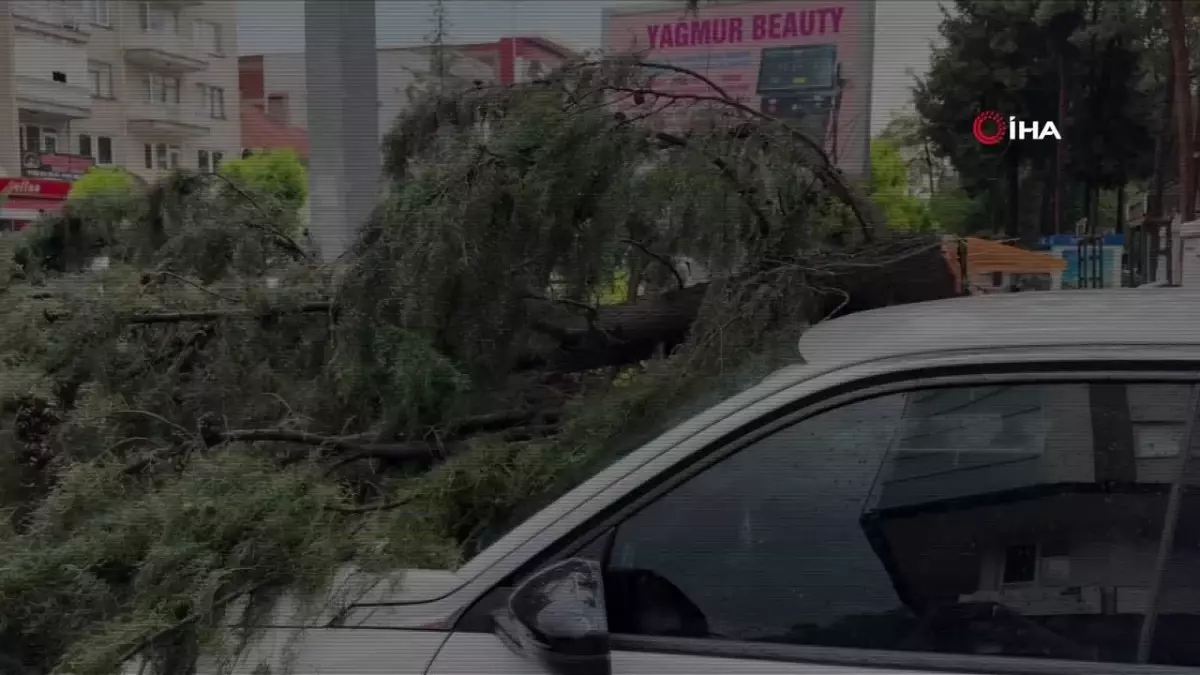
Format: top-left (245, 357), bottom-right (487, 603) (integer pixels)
top-left (603, 0), bottom-right (875, 178)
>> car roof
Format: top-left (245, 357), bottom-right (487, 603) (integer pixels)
top-left (798, 287), bottom-right (1200, 369)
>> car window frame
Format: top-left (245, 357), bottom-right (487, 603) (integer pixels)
top-left (457, 361), bottom-right (1200, 675)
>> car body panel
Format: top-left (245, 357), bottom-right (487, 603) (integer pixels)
top-left (224, 290), bottom-right (1200, 674)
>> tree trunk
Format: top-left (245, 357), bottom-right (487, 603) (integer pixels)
top-left (526, 240), bottom-right (959, 373)
top-left (1083, 181), bottom-right (1094, 234)
top-left (1054, 51), bottom-right (1067, 234)
top-left (1151, 56), bottom-right (1174, 219)
top-left (1167, 0), bottom-right (1195, 220)
top-left (1006, 149), bottom-right (1021, 238)
top-left (1117, 183), bottom-right (1127, 234)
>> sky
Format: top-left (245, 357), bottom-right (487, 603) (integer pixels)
top-left (236, 0), bottom-right (946, 135)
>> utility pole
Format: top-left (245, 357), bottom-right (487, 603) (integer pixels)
top-left (0, 9), bottom-right (19, 177)
top-left (304, 0), bottom-right (380, 261)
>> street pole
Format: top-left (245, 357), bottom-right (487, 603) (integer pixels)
top-left (304, 0), bottom-right (379, 261)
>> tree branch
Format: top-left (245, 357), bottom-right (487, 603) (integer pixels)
top-left (620, 238), bottom-right (685, 289)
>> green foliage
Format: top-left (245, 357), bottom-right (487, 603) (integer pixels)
top-left (868, 139), bottom-right (932, 231)
top-left (68, 167), bottom-right (139, 203)
top-left (219, 150), bottom-right (308, 218)
top-left (0, 58), bottom-right (901, 675)
top-left (916, 0), bottom-right (1155, 236)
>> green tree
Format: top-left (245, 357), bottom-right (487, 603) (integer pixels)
top-left (218, 149), bottom-right (307, 214)
top-left (0, 59), bottom-right (956, 675)
top-left (67, 166), bottom-right (139, 202)
top-left (916, 0), bottom-right (1155, 240)
top-left (869, 138), bottom-right (932, 231)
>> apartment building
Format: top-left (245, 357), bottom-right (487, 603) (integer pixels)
top-left (238, 37), bottom-right (577, 152)
top-left (0, 0), bottom-right (240, 195)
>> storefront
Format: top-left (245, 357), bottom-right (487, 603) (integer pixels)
top-left (603, 0), bottom-right (875, 178)
top-left (0, 177), bottom-right (72, 231)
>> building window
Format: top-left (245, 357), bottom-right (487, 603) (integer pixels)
top-left (1002, 543), bottom-right (1038, 585)
top-left (83, 0), bottom-right (110, 26)
top-left (21, 126), bottom-right (38, 153)
top-left (97, 136), bottom-right (112, 165)
top-left (88, 61), bottom-right (113, 98)
top-left (197, 149), bottom-right (224, 173)
top-left (79, 134), bottom-right (92, 158)
top-left (22, 126), bottom-right (58, 154)
top-left (267, 94), bottom-right (287, 123)
top-left (208, 86), bottom-right (225, 118)
top-left (192, 20), bottom-right (223, 55)
top-left (145, 143), bottom-right (178, 170)
top-left (138, 2), bottom-right (178, 34)
top-left (145, 74), bottom-right (180, 105)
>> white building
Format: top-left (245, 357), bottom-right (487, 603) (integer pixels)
top-left (0, 0), bottom-right (241, 189)
top-left (238, 37), bottom-right (577, 148)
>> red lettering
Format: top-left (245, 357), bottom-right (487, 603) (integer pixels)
top-left (829, 6), bottom-right (844, 33)
top-left (729, 16), bottom-right (743, 42)
top-left (800, 10), bottom-right (815, 36)
top-left (817, 8), bottom-right (828, 33)
top-left (674, 22), bottom-right (688, 46)
top-left (751, 14), bottom-right (766, 40)
top-left (782, 12), bottom-right (798, 38)
top-left (646, 24), bottom-right (659, 48)
top-left (712, 17), bottom-right (728, 43)
top-left (768, 13), bottom-right (782, 39)
top-left (659, 23), bottom-right (674, 47)
top-left (689, 19), bottom-right (711, 45)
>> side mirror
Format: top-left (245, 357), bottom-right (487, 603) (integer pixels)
top-left (493, 558), bottom-right (610, 675)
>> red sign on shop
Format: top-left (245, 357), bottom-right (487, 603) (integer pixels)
top-left (0, 177), bottom-right (72, 200)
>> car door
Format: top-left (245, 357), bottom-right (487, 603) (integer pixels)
top-left (432, 366), bottom-right (1200, 675)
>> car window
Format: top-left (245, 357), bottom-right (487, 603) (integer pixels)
top-left (604, 381), bottom-right (1200, 667)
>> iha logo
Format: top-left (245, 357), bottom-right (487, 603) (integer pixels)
top-left (973, 110), bottom-right (1061, 144)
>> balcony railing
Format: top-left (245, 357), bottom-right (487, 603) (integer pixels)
top-left (124, 31), bottom-right (208, 72)
top-left (15, 76), bottom-right (92, 119)
top-left (10, 0), bottom-right (91, 42)
top-left (126, 102), bottom-right (211, 136)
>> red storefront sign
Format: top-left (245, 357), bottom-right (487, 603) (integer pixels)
top-left (0, 177), bottom-right (71, 230)
top-left (0, 177), bottom-right (72, 200)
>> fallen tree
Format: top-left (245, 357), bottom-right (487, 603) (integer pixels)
top-left (0, 57), bottom-right (957, 675)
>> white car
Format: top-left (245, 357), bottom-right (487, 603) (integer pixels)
top-left (223, 289), bottom-right (1200, 675)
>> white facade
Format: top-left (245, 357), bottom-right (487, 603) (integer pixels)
top-left (0, 0), bottom-right (241, 182)
top-left (254, 47), bottom-right (494, 143)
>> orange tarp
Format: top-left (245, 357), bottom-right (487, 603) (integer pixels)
top-left (942, 237), bottom-right (1066, 287)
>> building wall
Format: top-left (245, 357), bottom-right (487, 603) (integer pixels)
top-left (254, 47), bottom-right (496, 141)
top-left (2, 0), bottom-right (241, 182)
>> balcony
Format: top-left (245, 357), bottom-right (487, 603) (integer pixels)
top-left (15, 76), bottom-right (92, 120)
top-left (126, 102), bottom-right (210, 138)
top-left (10, 1), bottom-right (91, 44)
top-left (124, 32), bottom-right (208, 72)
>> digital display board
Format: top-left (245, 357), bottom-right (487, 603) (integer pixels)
top-left (756, 45), bottom-right (838, 94)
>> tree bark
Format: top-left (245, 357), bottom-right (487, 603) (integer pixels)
top-left (1167, 0), bottom-right (1195, 220)
top-left (1007, 148), bottom-right (1021, 238)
